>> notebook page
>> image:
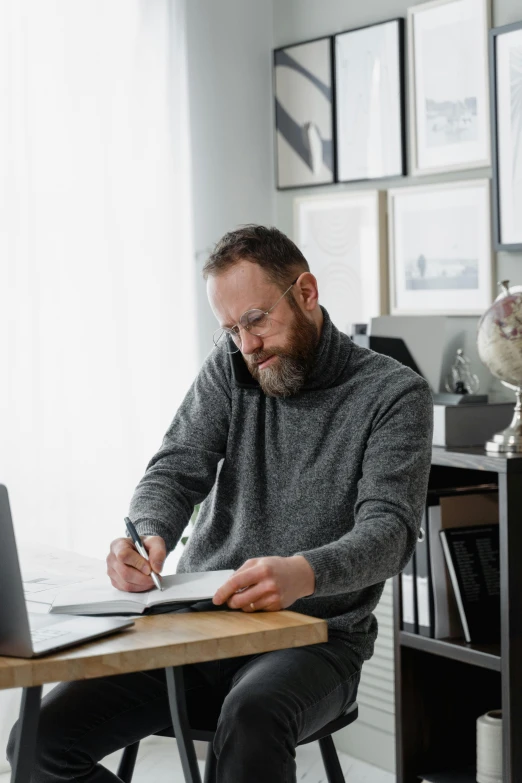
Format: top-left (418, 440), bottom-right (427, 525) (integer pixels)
top-left (146, 571), bottom-right (234, 605)
top-left (52, 578), bottom-right (150, 609)
top-left (52, 570), bottom-right (235, 610)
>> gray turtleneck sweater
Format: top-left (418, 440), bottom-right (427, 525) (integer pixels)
top-left (129, 308), bottom-right (433, 665)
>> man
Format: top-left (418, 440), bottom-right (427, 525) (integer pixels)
top-left (7, 225), bottom-right (433, 782)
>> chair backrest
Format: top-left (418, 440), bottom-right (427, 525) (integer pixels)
top-left (298, 701), bottom-right (358, 746)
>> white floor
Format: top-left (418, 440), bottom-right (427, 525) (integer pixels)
top-left (1, 735), bottom-right (395, 782)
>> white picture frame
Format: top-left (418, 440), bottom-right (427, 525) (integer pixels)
top-left (408, 0), bottom-right (491, 176)
top-left (334, 19), bottom-right (406, 182)
top-left (388, 180), bottom-right (493, 315)
top-left (491, 21), bottom-right (522, 251)
top-left (294, 191), bottom-right (388, 334)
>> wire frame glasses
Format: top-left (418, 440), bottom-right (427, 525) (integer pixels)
top-left (213, 279), bottom-right (297, 354)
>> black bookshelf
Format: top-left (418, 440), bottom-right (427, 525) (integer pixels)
top-left (431, 445), bottom-right (522, 473)
top-left (399, 631), bottom-right (501, 672)
top-left (394, 447), bottom-right (522, 783)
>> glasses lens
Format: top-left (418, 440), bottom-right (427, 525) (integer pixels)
top-left (213, 328), bottom-right (241, 353)
top-left (241, 309), bottom-right (270, 335)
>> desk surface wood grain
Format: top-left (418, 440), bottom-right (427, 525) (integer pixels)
top-left (0, 610), bottom-right (327, 690)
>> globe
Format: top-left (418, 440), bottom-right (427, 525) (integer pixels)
top-left (477, 281), bottom-right (522, 453)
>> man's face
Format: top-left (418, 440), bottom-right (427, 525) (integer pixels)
top-left (207, 262), bottom-right (319, 397)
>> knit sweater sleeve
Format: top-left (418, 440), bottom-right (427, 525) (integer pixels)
top-left (127, 349), bottom-right (231, 553)
top-left (298, 375), bottom-right (433, 597)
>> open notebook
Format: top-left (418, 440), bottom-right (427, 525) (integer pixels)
top-left (50, 571), bottom-right (235, 615)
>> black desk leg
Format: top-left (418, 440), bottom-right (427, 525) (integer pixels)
top-left (165, 666), bottom-right (202, 783)
top-left (11, 685), bottom-right (42, 783)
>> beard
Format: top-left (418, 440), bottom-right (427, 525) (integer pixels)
top-left (245, 300), bottom-right (319, 397)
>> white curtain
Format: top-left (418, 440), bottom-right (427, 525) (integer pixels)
top-left (0, 0), bottom-right (196, 764)
top-left (0, 0), bottom-right (196, 555)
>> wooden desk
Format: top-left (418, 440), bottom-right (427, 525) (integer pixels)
top-left (0, 609), bottom-right (326, 690)
top-left (4, 549), bottom-right (327, 783)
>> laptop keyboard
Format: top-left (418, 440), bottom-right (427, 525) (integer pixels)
top-left (31, 627), bottom-right (69, 643)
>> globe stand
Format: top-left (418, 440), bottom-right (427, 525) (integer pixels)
top-left (485, 388), bottom-right (522, 454)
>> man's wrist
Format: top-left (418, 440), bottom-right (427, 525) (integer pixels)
top-left (290, 555), bottom-right (316, 598)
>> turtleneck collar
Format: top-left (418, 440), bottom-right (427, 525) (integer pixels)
top-left (303, 306), bottom-right (352, 391)
top-left (229, 306), bottom-right (352, 392)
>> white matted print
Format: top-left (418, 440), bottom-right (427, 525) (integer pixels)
top-left (294, 191), bottom-right (387, 334)
top-left (274, 37), bottom-right (334, 189)
top-left (335, 19), bottom-right (405, 181)
top-left (492, 22), bottom-right (522, 250)
top-left (388, 180), bottom-right (493, 315)
top-left (408, 0), bottom-right (491, 175)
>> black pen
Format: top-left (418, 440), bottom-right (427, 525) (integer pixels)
top-left (124, 517), bottom-right (163, 591)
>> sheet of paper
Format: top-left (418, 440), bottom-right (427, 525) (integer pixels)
top-left (23, 571), bottom-right (95, 593)
top-left (26, 600), bottom-right (54, 615)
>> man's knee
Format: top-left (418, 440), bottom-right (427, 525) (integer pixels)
top-left (6, 714), bottom-right (72, 779)
top-left (216, 685), bottom-right (295, 748)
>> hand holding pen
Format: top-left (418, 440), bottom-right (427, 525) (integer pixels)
top-left (124, 517), bottom-right (163, 591)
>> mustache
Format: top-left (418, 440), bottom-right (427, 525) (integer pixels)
top-left (247, 349), bottom-right (286, 366)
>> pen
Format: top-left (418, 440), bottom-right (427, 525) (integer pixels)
top-left (124, 517), bottom-right (163, 591)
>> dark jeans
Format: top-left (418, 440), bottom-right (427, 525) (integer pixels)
top-left (6, 610), bottom-right (361, 783)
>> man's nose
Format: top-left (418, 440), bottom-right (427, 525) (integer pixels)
top-left (240, 328), bottom-right (263, 355)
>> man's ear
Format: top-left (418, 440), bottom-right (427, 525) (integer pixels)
top-left (295, 272), bottom-right (319, 312)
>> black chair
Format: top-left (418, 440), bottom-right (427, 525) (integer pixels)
top-left (117, 700), bottom-right (358, 783)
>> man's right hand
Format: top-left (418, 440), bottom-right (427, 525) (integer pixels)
top-left (106, 535), bottom-right (166, 592)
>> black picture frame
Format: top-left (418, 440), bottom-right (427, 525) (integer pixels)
top-left (333, 18), bottom-right (407, 183)
top-left (490, 20), bottom-right (522, 252)
top-left (273, 35), bottom-right (336, 191)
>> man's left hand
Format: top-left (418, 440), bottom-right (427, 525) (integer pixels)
top-left (212, 555), bottom-right (316, 612)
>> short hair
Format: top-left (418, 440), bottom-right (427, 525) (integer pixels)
top-left (202, 225), bottom-right (310, 290)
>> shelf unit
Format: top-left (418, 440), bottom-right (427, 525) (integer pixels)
top-left (393, 446), bottom-right (522, 783)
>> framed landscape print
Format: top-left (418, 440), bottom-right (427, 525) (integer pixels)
top-left (334, 19), bottom-right (406, 182)
top-left (408, 0), bottom-right (491, 175)
top-left (490, 21), bottom-right (522, 251)
top-left (273, 37), bottom-right (335, 189)
top-left (388, 180), bottom-right (493, 315)
top-left (294, 191), bottom-right (387, 334)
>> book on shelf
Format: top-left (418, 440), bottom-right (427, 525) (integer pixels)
top-left (415, 506), bottom-right (433, 637)
top-left (400, 549), bottom-right (417, 633)
top-left (50, 570), bottom-right (235, 615)
top-left (414, 484), bottom-right (498, 639)
top-left (440, 525), bottom-right (500, 644)
top-left (428, 488), bottom-right (498, 639)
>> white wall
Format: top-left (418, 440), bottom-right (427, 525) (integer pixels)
top-left (186, 0), bottom-right (276, 364)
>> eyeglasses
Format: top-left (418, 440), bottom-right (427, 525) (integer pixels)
top-left (213, 278), bottom-right (298, 354)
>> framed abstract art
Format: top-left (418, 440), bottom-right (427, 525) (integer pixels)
top-left (273, 36), bottom-right (335, 189)
top-left (334, 19), bottom-right (406, 182)
top-left (294, 190), bottom-right (387, 333)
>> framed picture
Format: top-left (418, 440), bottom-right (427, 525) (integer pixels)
top-left (294, 191), bottom-right (387, 334)
top-left (334, 19), bottom-right (406, 182)
top-left (408, 0), bottom-right (491, 175)
top-left (388, 180), bottom-right (493, 315)
top-left (273, 36), bottom-right (335, 189)
top-left (490, 21), bottom-right (522, 251)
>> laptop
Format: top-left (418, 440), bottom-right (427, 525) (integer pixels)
top-left (0, 484), bottom-right (134, 658)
